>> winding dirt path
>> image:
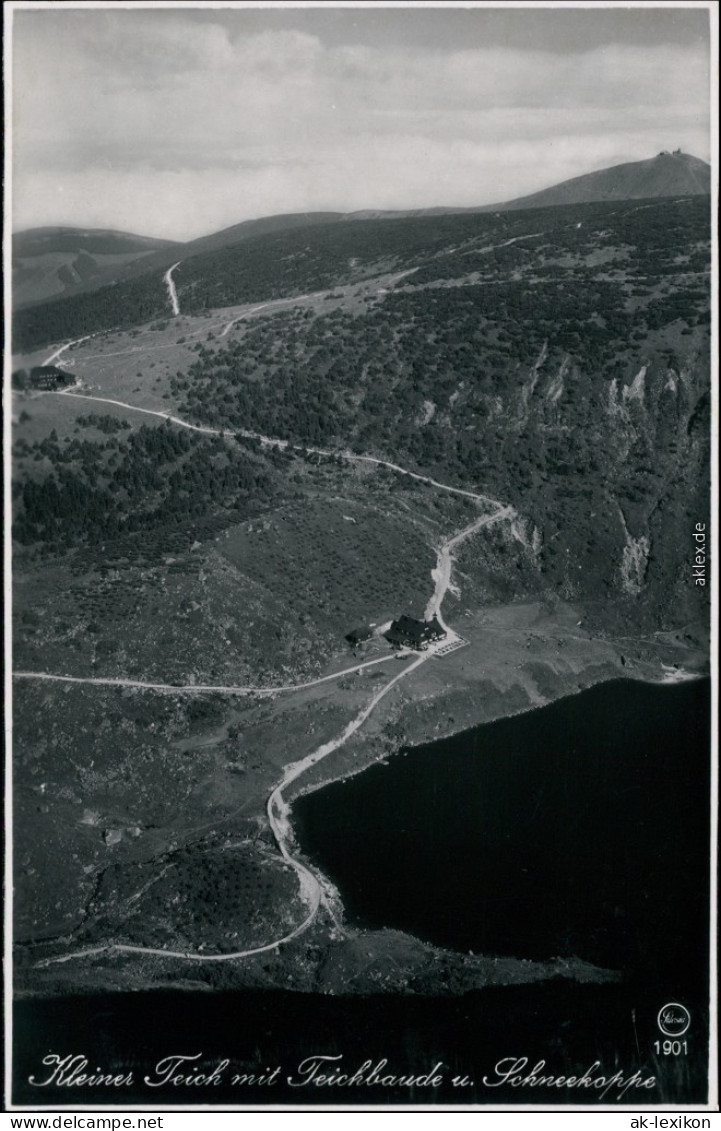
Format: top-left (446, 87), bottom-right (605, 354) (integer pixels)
top-left (43, 335), bottom-right (93, 367)
top-left (14, 654), bottom-right (398, 697)
top-left (24, 335), bottom-right (516, 969)
top-left (220, 302), bottom-right (270, 337)
top-left (56, 388), bottom-right (223, 433)
top-left (33, 493), bottom-right (511, 968)
top-left (425, 506), bottom-right (514, 628)
top-left (54, 384), bottom-right (507, 509)
top-left (163, 261), bottom-right (182, 316)
top-left (37, 891), bottom-right (321, 967)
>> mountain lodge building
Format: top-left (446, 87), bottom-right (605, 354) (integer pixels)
top-left (386, 615), bottom-right (446, 651)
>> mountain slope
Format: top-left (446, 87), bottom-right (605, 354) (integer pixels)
top-left (12, 226), bottom-right (180, 307)
top-left (109, 211), bottom-right (348, 290)
top-left (12, 194), bottom-right (710, 641)
top-left (12, 152), bottom-right (711, 323)
top-left (13, 194), bottom-right (711, 354)
top-left (13, 152), bottom-right (712, 314)
top-left (137, 211), bottom-right (344, 262)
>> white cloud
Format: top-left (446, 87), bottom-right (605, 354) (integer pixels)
top-left (11, 11), bottom-right (711, 237)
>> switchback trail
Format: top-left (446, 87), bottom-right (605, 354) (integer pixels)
top-left (33, 491), bottom-right (512, 969)
top-left (425, 506), bottom-right (514, 628)
top-left (25, 354), bottom-right (516, 969)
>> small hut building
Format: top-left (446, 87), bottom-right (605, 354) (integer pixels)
top-left (346, 625), bottom-right (373, 646)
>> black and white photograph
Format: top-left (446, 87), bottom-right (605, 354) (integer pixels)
top-left (4, 0), bottom-right (717, 1113)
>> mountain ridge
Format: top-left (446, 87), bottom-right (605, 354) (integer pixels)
top-left (12, 226), bottom-right (180, 252)
top-left (13, 151), bottom-right (711, 310)
top-left (12, 227), bottom-right (180, 308)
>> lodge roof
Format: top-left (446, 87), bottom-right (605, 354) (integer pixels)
top-left (387, 615), bottom-right (445, 643)
top-left (30, 365), bottom-right (69, 377)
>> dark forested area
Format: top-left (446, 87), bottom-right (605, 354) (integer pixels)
top-left (14, 195), bottom-right (709, 351)
top-left (13, 272), bottom-right (169, 352)
top-left (12, 423), bottom-right (284, 562)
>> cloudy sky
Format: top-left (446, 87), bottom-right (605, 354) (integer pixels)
top-left (11, 3), bottom-right (713, 240)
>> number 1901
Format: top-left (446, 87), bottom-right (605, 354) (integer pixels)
top-left (654, 1040), bottom-right (688, 1056)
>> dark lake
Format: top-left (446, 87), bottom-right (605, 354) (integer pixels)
top-left (13, 678), bottom-right (713, 1107)
top-left (294, 678), bottom-right (711, 986)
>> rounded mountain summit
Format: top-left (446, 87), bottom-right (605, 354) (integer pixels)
top-left (492, 150), bottom-right (710, 211)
